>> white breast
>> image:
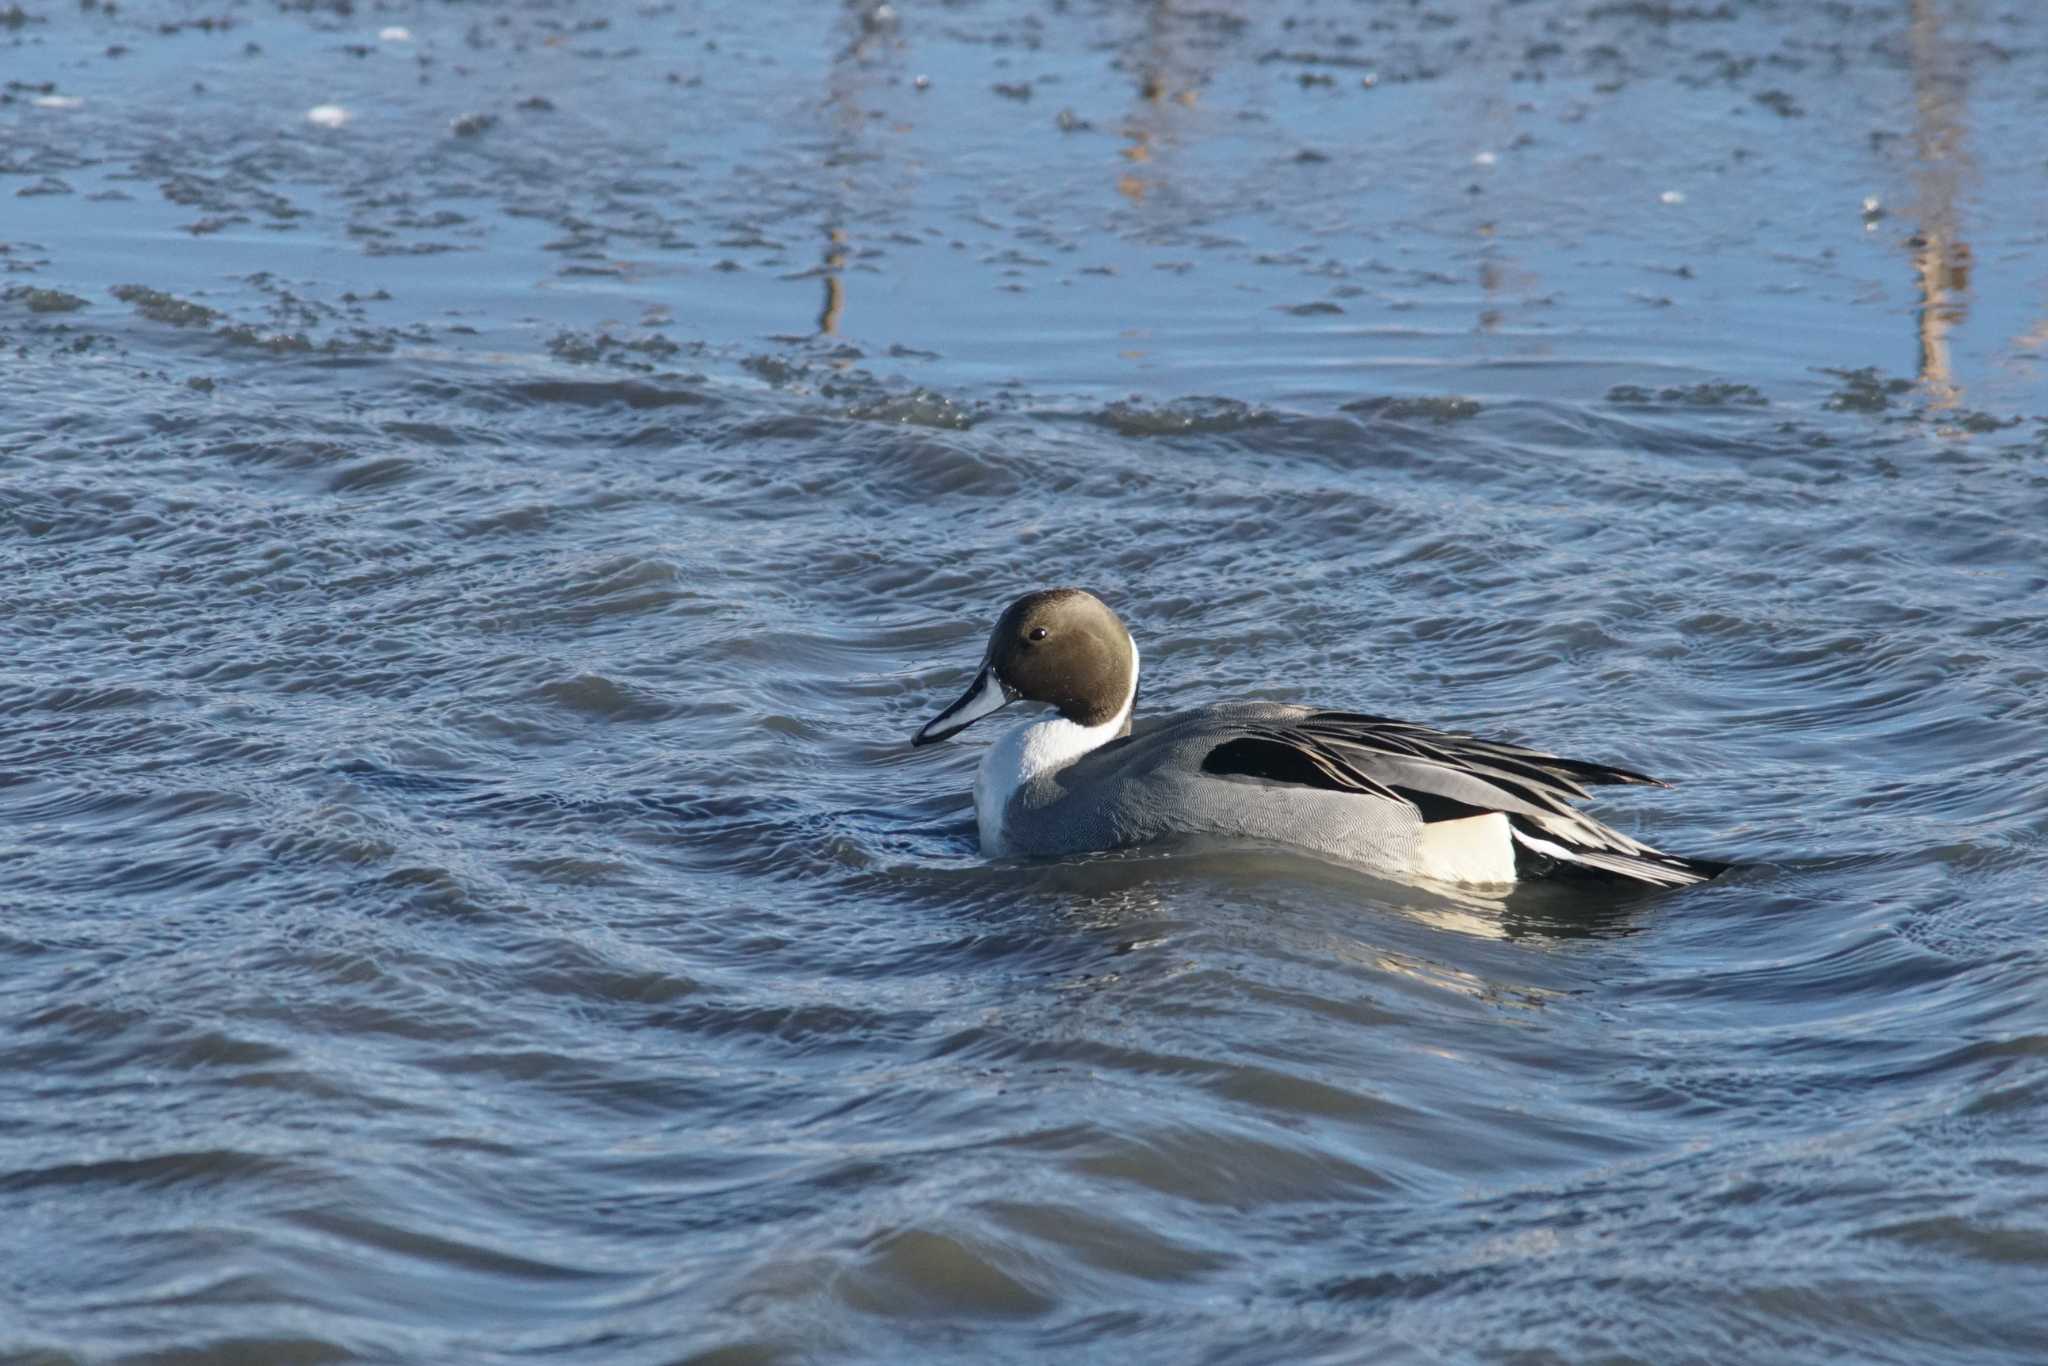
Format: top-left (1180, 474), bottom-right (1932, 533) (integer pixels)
top-left (972, 641), bottom-right (1139, 856)
top-left (972, 722), bottom-right (1030, 855)
top-left (970, 715), bottom-right (1108, 854)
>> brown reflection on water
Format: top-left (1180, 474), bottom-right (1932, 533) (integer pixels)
top-left (1907, 0), bottom-right (1973, 409)
top-left (818, 227), bottom-right (848, 336)
top-left (812, 2), bottom-right (907, 338)
top-left (1114, 0), bottom-right (1209, 204)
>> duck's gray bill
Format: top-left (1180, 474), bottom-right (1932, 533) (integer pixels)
top-left (912, 665), bottom-right (1014, 746)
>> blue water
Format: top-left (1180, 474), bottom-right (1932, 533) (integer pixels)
top-left (4, 1), bottom-right (2046, 1362)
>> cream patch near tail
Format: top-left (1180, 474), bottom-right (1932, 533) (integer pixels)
top-left (1412, 812), bottom-right (1517, 885)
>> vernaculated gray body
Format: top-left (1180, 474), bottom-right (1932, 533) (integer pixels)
top-left (998, 702), bottom-right (1427, 864)
top-left (912, 588), bottom-right (1728, 888)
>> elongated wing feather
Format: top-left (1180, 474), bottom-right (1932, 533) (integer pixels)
top-left (1144, 703), bottom-right (1721, 886)
top-left (1201, 709), bottom-right (1685, 861)
top-left (1198, 730), bottom-right (1409, 805)
top-left (1297, 712), bottom-right (1668, 790)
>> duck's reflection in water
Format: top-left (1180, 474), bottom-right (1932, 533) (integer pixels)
top-left (1008, 841), bottom-right (1658, 1020)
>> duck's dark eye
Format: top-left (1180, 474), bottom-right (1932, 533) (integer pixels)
top-left (1029, 627), bottom-right (1048, 642)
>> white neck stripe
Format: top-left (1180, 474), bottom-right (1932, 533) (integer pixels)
top-left (974, 636), bottom-right (1139, 854)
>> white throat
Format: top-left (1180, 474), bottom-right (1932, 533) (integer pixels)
top-left (974, 640), bottom-right (1139, 855)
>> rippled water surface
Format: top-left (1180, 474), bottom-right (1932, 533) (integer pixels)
top-left (6, 1), bottom-right (2048, 1361)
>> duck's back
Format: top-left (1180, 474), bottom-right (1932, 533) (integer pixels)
top-left (1004, 702), bottom-right (1428, 866)
top-left (996, 701), bottom-right (1723, 887)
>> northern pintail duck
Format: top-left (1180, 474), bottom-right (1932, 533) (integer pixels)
top-left (912, 588), bottom-right (1726, 887)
